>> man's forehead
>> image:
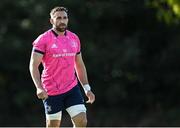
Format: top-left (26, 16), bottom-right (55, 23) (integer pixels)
top-left (53, 11), bottom-right (68, 17)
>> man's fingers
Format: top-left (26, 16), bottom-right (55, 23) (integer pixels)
top-left (86, 91), bottom-right (95, 103)
top-left (37, 92), bottom-right (48, 100)
top-left (42, 93), bottom-right (48, 100)
top-left (86, 100), bottom-right (92, 104)
top-left (86, 96), bottom-right (95, 104)
top-left (86, 99), bottom-right (94, 104)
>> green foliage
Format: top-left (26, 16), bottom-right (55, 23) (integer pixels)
top-left (146, 0), bottom-right (180, 24)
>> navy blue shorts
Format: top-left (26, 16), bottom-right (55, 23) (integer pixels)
top-left (43, 85), bottom-right (85, 114)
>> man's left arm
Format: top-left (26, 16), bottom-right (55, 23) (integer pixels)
top-left (75, 53), bottom-right (95, 104)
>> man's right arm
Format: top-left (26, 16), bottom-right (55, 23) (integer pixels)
top-left (29, 51), bottom-right (48, 100)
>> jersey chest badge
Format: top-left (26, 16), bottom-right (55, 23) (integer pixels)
top-left (71, 41), bottom-right (77, 48)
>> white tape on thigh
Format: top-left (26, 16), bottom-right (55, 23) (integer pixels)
top-left (46, 111), bottom-right (62, 120)
top-left (66, 104), bottom-right (87, 118)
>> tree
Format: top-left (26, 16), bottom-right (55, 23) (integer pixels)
top-left (146, 0), bottom-right (180, 24)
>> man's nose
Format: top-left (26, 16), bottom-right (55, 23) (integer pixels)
top-left (59, 19), bottom-right (65, 23)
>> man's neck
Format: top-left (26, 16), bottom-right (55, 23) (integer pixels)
top-left (52, 28), bottom-right (65, 35)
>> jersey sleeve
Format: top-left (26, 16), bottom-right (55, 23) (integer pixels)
top-left (32, 34), bottom-right (46, 54)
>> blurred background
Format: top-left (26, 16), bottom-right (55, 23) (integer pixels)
top-left (0, 0), bottom-right (180, 127)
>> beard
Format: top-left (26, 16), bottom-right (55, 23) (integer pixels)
top-left (55, 23), bottom-right (67, 32)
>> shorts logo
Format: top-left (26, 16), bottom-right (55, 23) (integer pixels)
top-left (46, 105), bottom-right (52, 112)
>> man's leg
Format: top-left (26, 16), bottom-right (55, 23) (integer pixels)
top-left (64, 85), bottom-right (88, 127)
top-left (46, 111), bottom-right (62, 127)
top-left (66, 104), bottom-right (87, 127)
top-left (46, 120), bottom-right (61, 128)
top-left (43, 94), bottom-right (64, 128)
top-left (71, 112), bottom-right (87, 127)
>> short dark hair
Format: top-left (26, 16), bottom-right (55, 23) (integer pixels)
top-left (50, 6), bottom-right (68, 17)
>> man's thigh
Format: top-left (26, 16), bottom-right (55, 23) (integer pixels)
top-left (64, 85), bottom-right (87, 118)
top-left (43, 94), bottom-right (65, 120)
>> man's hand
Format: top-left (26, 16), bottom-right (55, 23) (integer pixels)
top-left (86, 90), bottom-right (95, 104)
top-left (36, 87), bottom-right (48, 100)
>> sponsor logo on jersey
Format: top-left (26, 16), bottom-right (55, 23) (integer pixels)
top-left (53, 53), bottom-right (76, 58)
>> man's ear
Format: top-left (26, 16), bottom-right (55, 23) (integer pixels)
top-left (50, 18), bottom-right (53, 25)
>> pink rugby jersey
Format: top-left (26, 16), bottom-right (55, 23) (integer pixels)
top-left (32, 29), bottom-right (81, 96)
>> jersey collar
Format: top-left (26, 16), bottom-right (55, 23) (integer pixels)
top-left (51, 29), bottom-right (67, 37)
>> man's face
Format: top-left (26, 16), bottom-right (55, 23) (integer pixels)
top-left (50, 11), bottom-right (68, 32)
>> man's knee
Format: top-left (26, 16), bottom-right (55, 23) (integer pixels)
top-left (80, 116), bottom-right (87, 126)
top-left (47, 120), bottom-right (61, 127)
top-left (72, 112), bottom-right (87, 126)
top-left (46, 111), bottom-right (62, 127)
top-left (76, 113), bottom-right (87, 125)
top-left (66, 104), bottom-right (87, 126)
